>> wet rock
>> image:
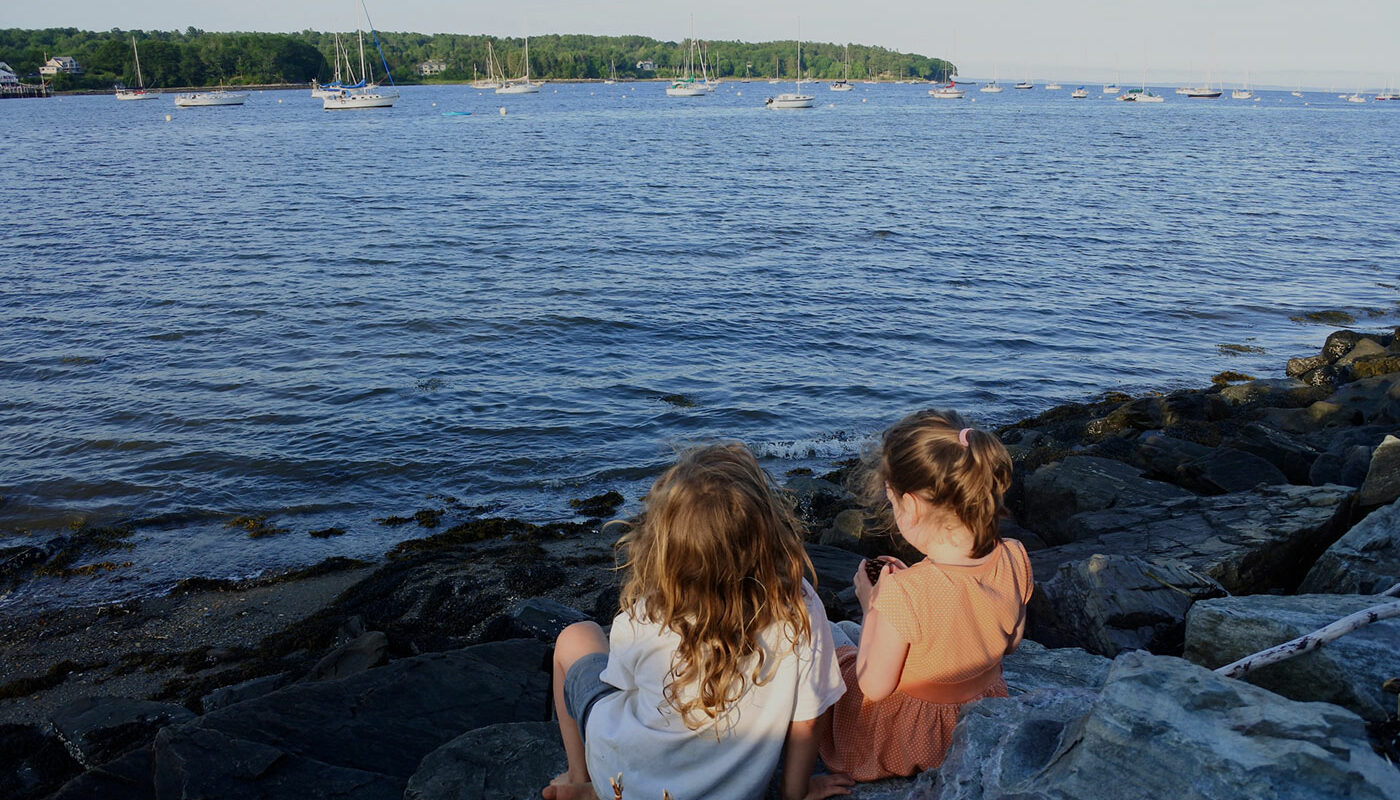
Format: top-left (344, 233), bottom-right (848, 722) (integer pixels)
top-left (917, 652), bottom-right (1400, 800)
top-left (1028, 554), bottom-right (1225, 656)
top-left (1088, 393), bottom-right (1230, 437)
top-left (1322, 329), bottom-right (1365, 362)
top-left (1185, 593), bottom-right (1400, 721)
top-left (1217, 377), bottom-right (1308, 406)
top-left (482, 597), bottom-right (591, 644)
top-left (1300, 499), bottom-right (1400, 594)
top-left (327, 552), bottom-right (504, 653)
top-left (1286, 353), bottom-right (1329, 378)
top-left (503, 562), bottom-right (568, 597)
top-left (304, 631), bottom-right (389, 682)
top-left (1358, 434), bottom-right (1400, 507)
top-left (568, 491), bottom-right (624, 519)
top-left (152, 639), bottom-right (551, 800)
top-left (1021, 457), bottom-right (1193, 544)
top-left (404, 721), bottom-right (564, 800)
top-left (50, 697), bottom-right (194, 769)
top-left (1224, 423), bottom-right (1318, 485)
top-left (0, 723), bottom-right (82, 800)
top-left (1001, 641), bottom-right (1112, 695)
top-left (1035, 484), bottom-right (1354, 595)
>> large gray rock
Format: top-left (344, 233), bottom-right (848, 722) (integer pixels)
top-left (1001, 640), bottom-right (1112, 695)
top-left (915, 652), bottom-right (1400, 800)
top-left (1226, 423), bottom-right (1319, 485)
top-left (1021, 457), bottom-right (1193, 543)
top-left (1301, 499), bottom-right (1400, 594)
top-left (1176, 447), bottom-right (1290, 495)
top-left (152, 639), bottom-right (551, 800)
top-left (50, 697), bottom-right (194, 768)
top-left (404, 721), bottom-right (564, 800)
top-left (483, 597), bottom-right (592, 644)
top-left (1033, 484), bottom-right (1354, 595)
top-left (304, 631), bottom-right (389, 682)
top-left (1184, 593), bottom-right (1400, 721)
top-left (1029, 555), bottom-right (1225, 656)
top-left (1359, 434), bottom-right (1400, 508)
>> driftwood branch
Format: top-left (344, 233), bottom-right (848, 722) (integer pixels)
top-left (1382, 580), bottom-right (1400, 598)
top-left (1216, 598), bottom-right (1400, 679)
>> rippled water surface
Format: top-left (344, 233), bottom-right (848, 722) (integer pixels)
top-left (2, 84), bottom-right (1397, 605)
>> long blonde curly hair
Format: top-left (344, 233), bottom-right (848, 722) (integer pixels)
top-left (615, 442), bottom-right (815, 730)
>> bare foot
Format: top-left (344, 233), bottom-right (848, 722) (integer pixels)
top-left (542, 779), bottom-right (598, 800)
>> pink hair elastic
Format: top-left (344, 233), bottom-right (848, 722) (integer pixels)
top-left (958, 428), bottom-right (973, 447)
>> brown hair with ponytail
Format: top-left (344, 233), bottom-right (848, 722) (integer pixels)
top-left (863, 409), bottom-right (1013, 558)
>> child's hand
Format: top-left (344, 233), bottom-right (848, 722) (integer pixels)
top-left (802, 773), bottom-right (854, 800)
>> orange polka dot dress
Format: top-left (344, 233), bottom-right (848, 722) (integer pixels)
top-left (817, 538), bottom-right (1034, 781)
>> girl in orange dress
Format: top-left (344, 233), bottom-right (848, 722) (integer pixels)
top-left (817, 409), bottom-right (1034, 781)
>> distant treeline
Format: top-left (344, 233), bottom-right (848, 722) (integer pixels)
top-left (0, 28), bottom-right (954, 89)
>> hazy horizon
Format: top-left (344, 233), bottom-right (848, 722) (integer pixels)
top-left (5, 0), bottom-right (1397, 89)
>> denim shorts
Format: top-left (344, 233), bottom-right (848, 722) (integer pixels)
top-left (563, 652), bottom-right (618, 744)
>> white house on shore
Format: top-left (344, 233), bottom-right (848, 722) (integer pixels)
top-left (418, 60), bottom-right (448, 76)
top-left (40, 56), bottom-right (82, 76)
top-left (0, 62), bottom-right (19, 86)
top-left (635, 60), bottom-right (656, 72)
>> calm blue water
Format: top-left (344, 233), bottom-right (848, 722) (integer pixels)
top-left (2, 83), bottom-right (1397, 606)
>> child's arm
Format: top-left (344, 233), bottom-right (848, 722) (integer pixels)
top-left (781, 718), bottom-right (854, 800)
top-left (853, 608), bottom-right (909, 701)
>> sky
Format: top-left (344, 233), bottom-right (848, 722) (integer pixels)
top-left (6, 0), bottom-right (1398, 88)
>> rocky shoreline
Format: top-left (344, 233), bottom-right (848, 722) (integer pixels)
top-left (3, 328), bottom-right (1399, 799)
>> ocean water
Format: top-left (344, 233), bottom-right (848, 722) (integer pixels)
top-left (2, 83), bottom-right (1397, 607)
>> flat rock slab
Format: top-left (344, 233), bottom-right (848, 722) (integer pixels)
top-left (1001, 641), bottom-right (1111, 695)
top-left (1022, 456), bottom-right (1193, 543)
top-left (50, 696), bottom-right (194, 769)
top-left (405, 721), bottom-right (564, 800)
top-left (1031, 484), bottom-right (1354, 594)
top-left (152, 639), bottom-right (550, 800)
top-left (1184, 593), bottom-right (1400, 721)
top-left (915, 652), bottom-right (1400, 800)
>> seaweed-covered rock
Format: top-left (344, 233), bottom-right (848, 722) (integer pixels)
top-left (1184, 593), bottom-right (1400, 721)
top-left (1300, 499), bottom-right (1400, 595)
top-left (1029, 555), bottom-right (1225, 656)
top-left (1217, 378), bottom-right (1309, 407)
top-left (1034, 484), bottom-right (1354, 595)
top-left (916, 652), bottom-right (1400, 800)
top-left (1021, 457), bottom-right (1193, 543)
top-left (1322, 330), bottom-right (1366, 362)
top-left (404, 721), bottom-right (564, 800)
top-left (1286, 353), bottom-right (1329, 378)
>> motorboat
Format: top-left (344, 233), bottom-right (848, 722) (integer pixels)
top-left (1071, 87), bottom-right (1088, 98)
top-left (175, 90), bottom-right (248, 107)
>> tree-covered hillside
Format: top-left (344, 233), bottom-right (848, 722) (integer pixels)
top-left (0, 28), bottom-right (953, 90)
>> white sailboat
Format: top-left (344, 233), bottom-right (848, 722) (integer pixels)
top-left (667, 17), bottom-right (709, 97)
top-left (496, 22), bottom-right (543, 94)
top-left (323, 13), bottom-right (399, 110)
top-left (472, 41), bottom-right (503, 90)
top-left (1071, 86), bottom-right (1088, 98)
top-left (766, 21), bottom-right (814, 108)
top-left (929, 80), bottom-right (965, 98)
top-left (981, 66), bottom-right (1003, 93)
top-left (115, 37), bottom-right (159, 100)
top-left (311, 33), bottom-right (350, 97)
top-left (831, 43), bottom-right (853, 91)
top-left (1231, 70), bottom-right (1254, 99)
top-left (1045, 81), bottom-right (1062, 90)
top-left (603, 59), bottom-right (617, 85)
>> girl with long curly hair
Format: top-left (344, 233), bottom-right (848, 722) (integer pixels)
top-left (544, 442), bottom-right (851, 800)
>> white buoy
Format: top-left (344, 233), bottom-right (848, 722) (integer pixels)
top-left (862, 97), bottom-right (867, 103)
top-left (499, 106), bottom-right (507, 116)
top-left (737, 91), bottom-right (742, 96)
top-left (165, 114), bottom-right (172, 121)
top-left (432, 102), bottom-right (437, 107)
top-left (278, 99), bottom-right (283, 104)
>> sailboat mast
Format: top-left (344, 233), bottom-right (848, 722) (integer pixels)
top-left (796, 19), bottom-right (802, 91)
top-left (523, 20), bottom-right (530, 82)
top-left (358, 29), bottom-right (367, 86)
top-left (131, 36), bottom-right (144, 89)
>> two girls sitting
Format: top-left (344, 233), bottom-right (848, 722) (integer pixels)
top-left (544, 410), bottom-right (1034, 800)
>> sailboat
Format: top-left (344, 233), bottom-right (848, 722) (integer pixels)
top-left (323, 8), bottom-right (399, 110)
top-left (603, 59), bottom-right (617, 85)
top-left (1184, 67), bottom-right (1222, 98)
top-left (769, 55), bottom-right (781, 84)
top-left (472, 42), bottom-right (503, 90)
top-left (115, 37), bottom-right (159, 100)
top-left (831, 43), bottom-right (853, 91)
top-left (1231, 70), bottom-right (1254, 100)
top-left (1070, 86), bottom-right (1088, 98)
top-left (496, 22), bottom-right (543, 94)
top-left (766, 21), bottom-right (814, 108)
top-left (667, 18), bottom-right (709, 96)
top-left (980, 66), bottom-right (1004, 92)
top-left (1045, 81), bottom-right (1062, 90)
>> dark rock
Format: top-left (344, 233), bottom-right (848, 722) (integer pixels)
top-left (1177, 447), bottom-right (1289, 494)
top-left (1085, 393), bottom-right (1229, 438)
top-left (304, 631), bottom-right (389, 682)
top-left (1337, 337), bottom-right (1390, 366)
top-left (200, 673), bottom-right (291, 713)
top-left (568, 491), bottom-right (624, 519)
top-left (1035, 484), bottom-right (1354, 595)
top-left (1286, 353), bottom-right (1329, 378)
top-left (0, 723), bottom-right (83, 800)
top-left (1028, 554), bottom-right (1225, 656)
top-left (1021, 457), bottom-right (1193, 544)
top-left (1300, 363), bottom-right (1347, 387)
top-left (404, 721), bottom-right (564, 800)
top-left (1001, 641), bottom-right (1112, 695)
top-left (152, 639), bottom-right (551, 800)
top-left (1358, 434), bottom-right (1400, 507)
top-left (805, 543), bottom-right (864, 622)
top-left (591, 586), bottom-right (620, 623)
top-left (50, 697), bottom-right (194, 769)
top-left (327, 553), bottom-right (505, 653)
top-left (917, 652), bottom-right (1400, 800)
top-left (1350, 354), bottom-right (1400, 378)
top-left (1217, 378), bottom-right (1308, 406)
top-left (50, 747), bottom-right (154, 800)
top-left (1300, 499), bottom-right (1400, 594)
top-left (1127, 432), bottom-right (1212, 482)
top-left (503, 563), bottom-right (568, 597)
top-left (1185, 593), bottom-right (1400, 721)
top-left (818, 508), bottom-right (865, 549)
top-left (1308, 443), bottom-right (1374, 487)
top-left (1322, 329), bottom-right (1365, 362)
top-left (482, 597), bottom-right (591, 644)
top-left (1324, 373), bottom-right (1400, 424)
top-left (785, 475), bottom-right (857, 529)
top-left (1225, 423), bottom-right (1319, 485)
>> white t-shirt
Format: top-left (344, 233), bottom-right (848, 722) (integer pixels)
top-left (585, 580), bottom-right (846, 800)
